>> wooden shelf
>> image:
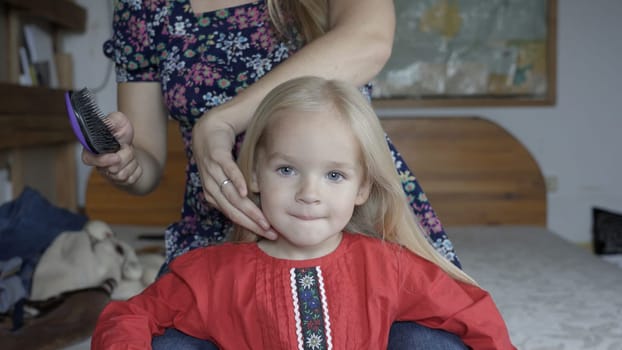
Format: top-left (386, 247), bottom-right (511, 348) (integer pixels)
top-left (0, 0), bottom-right (85, 211)
top-left (0, 0), bottom-right (86, 31)
top-left (0, 82), bottom-right (74, 150)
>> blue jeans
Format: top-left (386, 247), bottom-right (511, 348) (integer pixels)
top-left (388, 322), bottom-right (467, 350)
top-left (152, 322), bottom-right (467, 349)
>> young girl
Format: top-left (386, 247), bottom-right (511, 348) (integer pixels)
top-left (92, 77), bottom-right (515, 349)
top-left (91, 1), bottom-right (462, 346)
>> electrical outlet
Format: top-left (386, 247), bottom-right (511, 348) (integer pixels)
top-left (545, 175), bottom-right (558, 193)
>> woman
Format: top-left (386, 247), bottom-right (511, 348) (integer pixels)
top-left (85, 0), bottom-right (465, 348)
top-left (92, 77), bottom-right (514, 350)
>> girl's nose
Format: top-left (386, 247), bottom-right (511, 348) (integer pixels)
top-left (296, 177), bottom-right (320, 204)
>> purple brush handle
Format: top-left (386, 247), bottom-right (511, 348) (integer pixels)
top-left (64, 91), bottom-right (94, 153)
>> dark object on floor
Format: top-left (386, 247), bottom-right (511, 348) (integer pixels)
top-left (0, 187), bottom-right (89, 318)
top-left (593, 207), bottom-right (622, 255)
top-left (138, 233), bottom-right (165, 241)
top-left (0, 280), bottom-right (113, 350)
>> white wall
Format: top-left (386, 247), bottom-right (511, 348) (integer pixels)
top-left (63, 0), bottom-right (622, 244)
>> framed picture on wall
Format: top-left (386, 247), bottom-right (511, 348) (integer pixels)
top-left (372, 0), bottom-right (557, 108)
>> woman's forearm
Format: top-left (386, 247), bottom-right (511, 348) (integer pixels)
top-left (120, 147), bottom-right (166, 195)
top-left (115, 82), bottom-right (169, 195)
top-left (207, 0), bottom-right (395, 134)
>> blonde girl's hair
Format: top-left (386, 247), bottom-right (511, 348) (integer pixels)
top-left (267, 0), bottom-right (328, 43)
top-left (233, 76), bottom-right (477, 285)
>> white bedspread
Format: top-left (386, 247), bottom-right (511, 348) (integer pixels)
top-left (450, 226), bottom-right (622, 350)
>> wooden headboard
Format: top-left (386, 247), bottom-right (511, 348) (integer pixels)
top-left (381, 117), bottom-right (546, 226)
top-left (86, 117), bottom-right (546, 227)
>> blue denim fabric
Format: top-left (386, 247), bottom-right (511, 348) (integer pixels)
top-left (0, 187), bottom-right (87, 260)
top-left (152, 329), bottom-right (219, 350)
top-left (0, 257), bottom-right (27, 313)
top-left (0, 187), bottom-right (88, 292)
top-left (387, 322), bottom-right (468, 350)
top-left (152, 322), bottom-right (467, 349)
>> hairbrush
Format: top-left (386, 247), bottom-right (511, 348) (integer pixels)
top-left (64, 87), bottom-right (120, 154)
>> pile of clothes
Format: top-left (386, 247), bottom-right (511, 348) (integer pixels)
top-left (0, 187), bottom-right (163, 349)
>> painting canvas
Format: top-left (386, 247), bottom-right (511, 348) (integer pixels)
top-left (372, 0), bottom-right (555, 106)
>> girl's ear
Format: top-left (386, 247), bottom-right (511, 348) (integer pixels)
top-left (355, 179), bottom-right (372, 205)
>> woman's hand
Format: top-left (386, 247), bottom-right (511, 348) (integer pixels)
top-left (192, 113), bottom-right (276, 239)
top-left (81, 111), bottom-right (142, 186)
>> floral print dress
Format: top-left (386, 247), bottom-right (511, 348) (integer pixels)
top-left (104, 0), bottom-right (461, 268)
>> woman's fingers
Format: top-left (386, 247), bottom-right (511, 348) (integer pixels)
top-left (192, 116), bottom-right (275, 238)
top-left (81, 148), bottom-right (120, 168)
top-left (106, 112), bottom-right (134, 145)
top-left (85, 143), bottom-right (140, 185)
top-left (204, 169), bottom-right (273, 237)
top-left (107, 156), bottom-right (141, 185)
top-left (201, 156), bottom-right (274, 238)
top-left (219, 157), bottom-right (248, 197)
top-left (217, 183), bottom-right (276, 239)
top-left (81, 111), bottom-right (139, 185)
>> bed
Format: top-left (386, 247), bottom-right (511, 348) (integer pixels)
top-left (84, 116), bottom-right (622, 349)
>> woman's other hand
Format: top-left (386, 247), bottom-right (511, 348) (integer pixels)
top-left (83, 82), bottom-right (168, 196)
top-left (81, 111), bottom-right (143, 186)
top-left (192, 112), bottom-right (275, 240)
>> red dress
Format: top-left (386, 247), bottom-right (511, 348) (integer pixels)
top-left (92, 233), bottom-right (515, 349)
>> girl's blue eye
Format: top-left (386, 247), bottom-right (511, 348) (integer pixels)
top-left (277, 166), bottom-right (294, 176)
top-left (327, 171), bottom-right (344, 181)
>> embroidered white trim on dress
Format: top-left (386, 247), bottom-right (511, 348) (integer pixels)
top-left (290, 267), bottom-right (333, 350)
top-left (290, 268), bottom-right (304, 350)
top-left (316, 267), bottom-right (333, 350)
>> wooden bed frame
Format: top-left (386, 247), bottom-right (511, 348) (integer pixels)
top-left (85, 117), bottom-right (546, 227)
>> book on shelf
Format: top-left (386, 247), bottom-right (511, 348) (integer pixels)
top-left (22, 23), bottom-right (59, 88)
top-left (18, 46), bottom-right (34, 86)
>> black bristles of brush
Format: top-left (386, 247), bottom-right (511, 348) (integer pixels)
top-left (68, 88), bottom-right (120, 154)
